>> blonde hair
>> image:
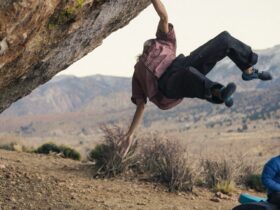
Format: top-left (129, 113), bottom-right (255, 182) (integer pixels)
top-left (135, 39), bottom-right (153, 62)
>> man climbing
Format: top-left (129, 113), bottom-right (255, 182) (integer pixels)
top-left (119, 0), bottom-right (273, 157)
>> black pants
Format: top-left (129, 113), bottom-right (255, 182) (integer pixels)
top-left (268, 192), bottom-right (280, 207)
top-left (158, 31), bottom-right (258, 103)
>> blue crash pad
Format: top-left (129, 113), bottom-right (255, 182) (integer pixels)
top-left (239, 193), bottom-right (267, 204)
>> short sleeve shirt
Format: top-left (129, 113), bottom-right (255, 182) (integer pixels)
top-left (131, 24), bottom-right (183, 110)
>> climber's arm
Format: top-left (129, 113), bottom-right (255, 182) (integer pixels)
top-left (151, 0), bottom-right (169, 33)
top-left (120, 102), bottom-right (145, 157)
top-left (127, 102), bottom-right (145, 137)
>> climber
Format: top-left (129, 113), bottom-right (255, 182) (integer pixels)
top-left (262, 155), bottom-right (280, 207)
top-left (119, 0), bottom-right (272, 157)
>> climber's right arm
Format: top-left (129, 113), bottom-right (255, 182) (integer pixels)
top-left (151, 0), bottom-right (169, 34)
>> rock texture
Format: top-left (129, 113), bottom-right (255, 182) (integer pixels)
top-left (0, 0), bottom-right (150, 113)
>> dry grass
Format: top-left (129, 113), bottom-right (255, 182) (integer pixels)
top-left (215, 180), bottom-right (236, 194)
top-left (201, 158), bottom-right (237, 193)
top-left (87, 127), bottom-right (271, 193)
top-left (139, 133), bottom-right (197, 192)
top-left (88, 124), bottom-right (138, 178)
top-left (236, 157), bottom-right (263, 190)
top-left (0, 142), bottom-right (34, 153)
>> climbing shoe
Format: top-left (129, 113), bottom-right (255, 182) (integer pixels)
top-left (242, 68), bottom-right (272, 81)
top-left (220, 83), bottom-right (236, 108)
top-left (224, 97), bottom-right (234, 108)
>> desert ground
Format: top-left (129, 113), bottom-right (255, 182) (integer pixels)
top-left (0, 149), bottom-right (267, 210)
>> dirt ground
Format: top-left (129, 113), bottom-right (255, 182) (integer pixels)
top-left (0, 149), bottom-right (262, 210)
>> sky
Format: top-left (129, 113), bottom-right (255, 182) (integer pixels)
top-left (59, 0), bottom-right (280, 78)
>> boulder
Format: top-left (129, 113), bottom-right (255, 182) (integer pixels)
top-left (0, 0), bottom-right (150, 113)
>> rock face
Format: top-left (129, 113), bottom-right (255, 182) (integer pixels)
top-left (0, 0), bottom-right (150, 113)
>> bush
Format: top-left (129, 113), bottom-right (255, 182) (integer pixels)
top-left (36, 143), bottom-right (81, 161)
top-left (0, 143), bottom-right (17, 151)
top-left (36, 143), bottom-right (61, 154)
top-left (140, 134), bottom-right (196, 192)
top-left (0, 142), bottom-right (33, 153)
top-left (201, 158), bottom-right (236, 194)
top-left (88, 125), bottom-right (138, 178)
top-left (244, 174), bottom-right (265, 192)
top-left (59, 145), bottom-right (81, 161)
top-left (215, 180), bottom-right (236, 194)
top-left (235, 157), bottom-right (265, 192)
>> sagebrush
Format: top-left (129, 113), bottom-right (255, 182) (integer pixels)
top-left (201, 158), bottom-right (237, 193)
top-left (140, 134), bottom-right (196, 192)
top-left (36, 143), bottom-right (81, 160)
top-left (88, 125), bottom-right (138, 178)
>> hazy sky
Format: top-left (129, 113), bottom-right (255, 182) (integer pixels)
top-left (59, 0), bottom-right (280, 77)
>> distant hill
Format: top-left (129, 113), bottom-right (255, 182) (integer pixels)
top-left (1, 75), bottom-right (131, 116)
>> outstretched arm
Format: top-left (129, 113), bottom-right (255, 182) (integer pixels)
top-left (127, 102), bottom-right (145, 136)
top-left (151, 0), bottom-right (169, 33)
top-left (120, 102), bottom-right (145, 157)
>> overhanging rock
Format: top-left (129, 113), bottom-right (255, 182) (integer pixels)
top-left (0, 0), bottom-right (150, 113)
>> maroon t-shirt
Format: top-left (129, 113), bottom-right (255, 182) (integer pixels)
top-left (131, 24), bottom-right (183, 110)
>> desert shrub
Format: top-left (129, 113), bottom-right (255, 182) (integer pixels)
top-left (236, 160), bottom-right (259, 185)
top-left (59, 145), bottom-right (81, 161)
top-left (0, 143), bottom-right (16, 151)
top-left (36, 143), bottom-right (61, 154)
top-left (215, 180), bottom-right (236, 194)
top-left (76, 0), bottom-right (84, 8)
top-left (36, 143), bottom-right (81, 161)
top-left (0, 142), bottom-right (33, 152)
top-left (235, 157), bottom-right (265, 192)
top-left (89, 144), bottom-right (107, 162)
top-left (244, 174), bottom-right (265, 192)
top-left (140, 134), bottom-right (196, 192)
top-left (201, 158), bottom-right (236, 193)
top-left (88, 125), bottom-right (138, 178)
